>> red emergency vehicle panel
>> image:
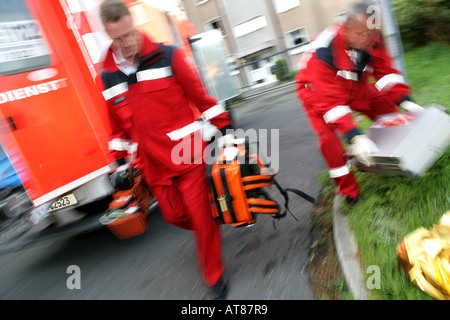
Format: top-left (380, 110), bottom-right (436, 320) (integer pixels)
top-left (0, 0), bottom-right (114, 206)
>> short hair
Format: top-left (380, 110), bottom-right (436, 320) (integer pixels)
top-left (345, 0), bottom-right (378, 25)
top-left (99, 0), bottom-right (131, 24)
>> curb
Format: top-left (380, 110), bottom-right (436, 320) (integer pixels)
top-left (332, 194), bottom-right (369, 300)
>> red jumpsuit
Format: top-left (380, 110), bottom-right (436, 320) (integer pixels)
top-left (296, 25), bottom-right (411, 198)
top-left (99, 32), bottom-right (231, 286)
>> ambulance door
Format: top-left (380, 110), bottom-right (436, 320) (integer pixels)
top-left (0, 0), bottom-right (114, 208)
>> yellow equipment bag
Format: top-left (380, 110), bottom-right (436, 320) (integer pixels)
top-left (397, 211), bottom-right (450, 300)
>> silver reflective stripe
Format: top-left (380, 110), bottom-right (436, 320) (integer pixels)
top-left (202, 103), bottom-right (226, 121)
top-left (102, 82), bottom-right (128, 101)
top-left (375, 73), bottom-right (405, 91)
top-left (136, 67), bottom-right (172, 82)
top-left (337, 70), bottom-right (358, 81)
top-left (328, 163), bottom-right (351, 178)
top-left (166, 121), bottom-right (202, 141)
top-left (108, 138), bottom-right (131, 151)
top-left (323, 105), bottom-right (352, 124)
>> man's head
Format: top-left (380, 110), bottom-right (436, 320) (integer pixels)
top-left (100, 0), bottom-right (140, 62)
top-left (343, 0), bottom-right (378, 50)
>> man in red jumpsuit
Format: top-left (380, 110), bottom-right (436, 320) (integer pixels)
top-left (98, 0), bottom-right (232, 299)
top-left (296, 0), bottom-right (424, 205)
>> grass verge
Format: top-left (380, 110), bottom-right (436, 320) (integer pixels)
top-left (309, 191), bottom-right (353, 300)
top-left (311, 43), bottom-right (450, 300)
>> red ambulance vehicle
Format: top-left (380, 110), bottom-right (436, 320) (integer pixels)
top-left (0, 0), bottom-right (196, 250)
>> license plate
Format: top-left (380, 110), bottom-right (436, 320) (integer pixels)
top-left (49, 193), bottom-right (78, 212)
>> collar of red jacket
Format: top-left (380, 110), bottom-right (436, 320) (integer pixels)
top-left (102, 31), bottom-right (163, 72)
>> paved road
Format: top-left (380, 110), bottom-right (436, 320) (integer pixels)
top-left (0, 85), bottom-right (326, 300)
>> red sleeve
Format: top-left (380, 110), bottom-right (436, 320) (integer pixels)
top-left (171, 48), bottom-right (232, 130)
top-left (303, 58), bottom-right (359, 135)
top-left (370, 37), bottom-right (411, 104)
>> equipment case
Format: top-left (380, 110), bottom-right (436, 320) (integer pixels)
top-left (207, 139), bottom-right (315, 227)
top-left (352, 106), bottom-right (450, 177)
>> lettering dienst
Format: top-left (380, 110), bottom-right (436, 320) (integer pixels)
top-left (0, 78), bottom-right (67, 104)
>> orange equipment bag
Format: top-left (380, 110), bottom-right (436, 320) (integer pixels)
top-left (207, 139), bottom-right (315, 227)
top-left (100, 166), bottom-right (153, 239)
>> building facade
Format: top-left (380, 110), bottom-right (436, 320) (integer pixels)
top-left (182, 0), bottom-right (358, 89)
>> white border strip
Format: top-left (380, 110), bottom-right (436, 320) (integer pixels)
top-left (329, 162), bottom-right (351, 178)
top-left (323, 105), bottom-right (352, 124)
top-left (337, 70), bottom-right (358, 81)
top-left (102, 82), bottom-right (128, 101)
top-left (32, 165), bottom-right (112, 207)
top-left (202, 103), bottom-right (226, 121)
top-left (375, 73), bottom-right (405, 91)
top-left (166, 121), bottom-right (202, 141)
top-left (136, 67), bottom-right (172, 82)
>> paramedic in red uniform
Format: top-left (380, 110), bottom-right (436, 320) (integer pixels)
top-left (296, 0), bottom-right (424, 205)
top-left (98, 0), bottom-right (231, 299)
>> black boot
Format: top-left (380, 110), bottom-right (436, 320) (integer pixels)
top-left (211, 277), bottom-right (227, 300)
top-left (346, 194), bottom-right (360, 207)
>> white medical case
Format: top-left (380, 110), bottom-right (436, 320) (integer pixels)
top-left (351, 106), bottom-right (450, 178)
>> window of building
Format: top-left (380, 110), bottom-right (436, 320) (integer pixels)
top-left (273, 0), bottom-right (300, 14)
top-left (286, 27), bottom-right (310, 55)
top-left (205, 17), bottom-right (225, 36)
top-left (287, 27), bottom-right (309, 47)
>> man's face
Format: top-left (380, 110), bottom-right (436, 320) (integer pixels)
top-left (103, 14), bottom-right (140, 62)
top-left (343, 16), bottom-right (372, 50)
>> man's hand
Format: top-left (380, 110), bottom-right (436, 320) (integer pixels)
top-left (400, 100), bottom-right (425, 113)
top-left (109, 163), bottom-right (133, 190)
top-left (349, 134), bottom-right (379, 167)
top-left (201, 119), bottom-right (220, 142)
top-left (217, 134), bottom-right (234, 149)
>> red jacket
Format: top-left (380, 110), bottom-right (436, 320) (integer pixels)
top-left (296, 25), bottom-right (411, 136)
top-left (99, 32), bottom-right (231, 187)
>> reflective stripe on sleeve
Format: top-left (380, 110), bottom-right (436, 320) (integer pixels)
top-left (202, 103), bottom-right (226, 121)
top-left (323, 105), bottom-right (352, 124)
top-left (166, 121), bottom-right (202, 141)
top-left (136, 67), bottom-right (172, 82)
top-left (328, 163), bottom-right (351, 178)
top-left (375, 73), bottom-right (405, 91)
top-left (336, 70), bottom-right (358, 81)
top-left (102, 82), bottom-right (128, 101)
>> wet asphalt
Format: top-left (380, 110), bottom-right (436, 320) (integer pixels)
top-left (0, 84), bottom-right (326, 300)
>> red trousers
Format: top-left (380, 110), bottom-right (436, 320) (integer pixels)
top-left (151, 164), bottom-right (224, 287)
top-left (298, 83), bottom-right (398, 198)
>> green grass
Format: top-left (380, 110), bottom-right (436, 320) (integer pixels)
top-left (348, 149), bottom-right (449, 300)
top-left (404, 43), bottom-right (450, 107)
top-left (323, 43), bottom-right (450, 300)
